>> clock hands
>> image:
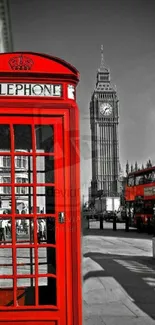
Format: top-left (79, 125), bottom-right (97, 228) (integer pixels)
top-left (100, 103), bottom-right (112, 115)
top-left (104, 107), bottom-right (110, 114)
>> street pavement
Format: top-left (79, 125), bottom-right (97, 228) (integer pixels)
top-left (82, 220), bottom-right (155, 325)
top-left (1, 220), bottom-right (155, 324)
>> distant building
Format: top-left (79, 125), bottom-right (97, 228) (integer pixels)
top-left (90, 46), bottom-right (120, 200)
top-left (88, 186), bottom-right (91, 204)
top-left (0, 0), bottom-right (13, 52)
top-left (0, 152), bottom-right (30, 213)
top-left (0, 150), bottom-right (45, 214)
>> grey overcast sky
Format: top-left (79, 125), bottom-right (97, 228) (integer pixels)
top-left (10, 0), bottom-right (155, 199)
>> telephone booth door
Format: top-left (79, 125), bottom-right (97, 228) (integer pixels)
top-left (0, 115), bottom-right (66, 324)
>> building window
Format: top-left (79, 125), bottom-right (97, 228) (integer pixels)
top-left (3, 177), bottom-right (11, 183)
top-left (15, 156), bottom-right (27, 169)
top-left (16, 157), bottom-right (21, 168)
top-left (16, 177), bottom-right (28, 184)
top-left (16, 177), bottom-right (28, 195)
top-left (3, 156), bottom-right (11, 167)
top-left (3, 186), bottom-right (11, 194)
top-left (2, 156), bottom-right (28, 168)
top-left (3, 177), bottom-right (11, 194)
top-left (16, 187), bottom-right (28, 195)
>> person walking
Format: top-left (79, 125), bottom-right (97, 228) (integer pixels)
top-left (0, 219), bottom-right (6, 244)
top-left (37, 219), bottom-right (40, 244)
top-left (39, 219), bottom-right (44, 242)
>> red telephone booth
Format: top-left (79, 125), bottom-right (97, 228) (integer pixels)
top-left (0, 52), bottom-right (82, 325)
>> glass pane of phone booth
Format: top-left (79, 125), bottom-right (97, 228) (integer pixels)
top-left (0, 122), bottom-right (58, 308)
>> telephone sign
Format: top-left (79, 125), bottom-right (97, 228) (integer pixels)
top-left (0, 83), bottom-right (62, 97)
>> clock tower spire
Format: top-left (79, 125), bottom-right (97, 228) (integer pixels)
top-left (89, 48), bottom-right (120, 200)
top-left (100, 44), bottom-right (104, 69)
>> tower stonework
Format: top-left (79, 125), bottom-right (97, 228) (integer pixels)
top-left (0, 0), bottom-right (13, 52)
top-left (90, 47), bottom-right (119, 199)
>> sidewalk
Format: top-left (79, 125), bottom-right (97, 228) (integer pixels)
top-left (82, 231), bottom-right (155, 325)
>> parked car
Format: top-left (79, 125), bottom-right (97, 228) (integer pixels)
top-left (104, 211), bottom-right (116, 221)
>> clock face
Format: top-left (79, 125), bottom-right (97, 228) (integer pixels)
top-left (100, 103), bottom-right (113, 116)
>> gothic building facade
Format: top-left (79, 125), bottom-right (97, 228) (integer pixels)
top-left (0, 0), bottom-right (13, 52)
top-left (90, 47), bottom-right (120, 200)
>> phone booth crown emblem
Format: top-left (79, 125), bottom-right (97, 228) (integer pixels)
top-left (9, 54), bottom-right (34, 70)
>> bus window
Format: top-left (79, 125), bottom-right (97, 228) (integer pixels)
top-left (128, 176), bottom-right (134, 186)
top-left (144, 201), bottom-right (153, 214)
top-left (134, 200), bottom-right (144, 213)
top-left (152, 171), bottom-right (155, 181)
top-left (144, 172), bottom-right (153, 184)
top-left (135, 175), bottom-right (144, 185)
top-left (139, 177), bottom-right (144, 184)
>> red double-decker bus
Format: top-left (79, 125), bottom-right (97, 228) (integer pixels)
top-left (125, 166), bottom-right (155, 230)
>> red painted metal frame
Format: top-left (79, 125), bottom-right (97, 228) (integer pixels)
top-left (0, 52), bottom-right (82, 325)
top-left (0, 117), bottom-right (66, 322)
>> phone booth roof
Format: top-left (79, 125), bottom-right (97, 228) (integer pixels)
top-left (0, 52), bottom-right (79, 83)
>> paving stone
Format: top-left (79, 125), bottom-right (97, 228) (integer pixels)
top-left (83, 315), bottom-right (106, 325)
top-left (83, 302), bottom-right (135, 317)
top-left (100, 316), bottom-right (155, 325)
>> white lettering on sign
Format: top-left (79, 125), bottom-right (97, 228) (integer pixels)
top-left (144, 187), bottom-right (155, 196)
top-left (0, 83), bottom-right (62, 97)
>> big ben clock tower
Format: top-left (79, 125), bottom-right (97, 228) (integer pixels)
top-left (90, 46), bottom-right (119, 199)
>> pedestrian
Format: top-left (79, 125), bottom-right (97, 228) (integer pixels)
top-left (103, 209), bottom-right (106, 220)
top-left (37, 219), bottom-right (41, 244)
top-left (0, 219), bottom-right (6, 243)
top-left (39, 219), bottom-right (45, 242)
top-left (43, 221), bottom-right (47, 241)
top-left (24, 219), bottom-right (29, 234)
